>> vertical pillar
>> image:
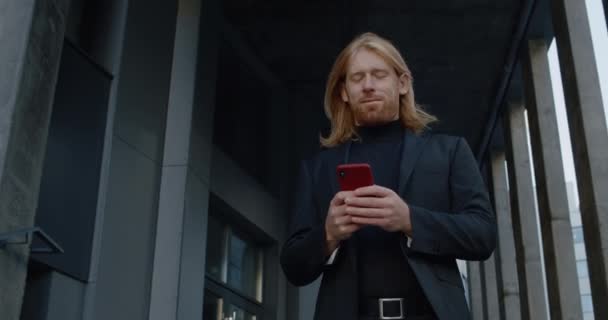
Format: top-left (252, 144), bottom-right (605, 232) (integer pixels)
top-left (91, 1), bottom-right (179, 318)
top-left (144, 0), bottom-right (222, 319)
top-left (521, 39), bottom-right (583, 320)
top-left (604, 0), bottom-right (608, 30)
top-left (0, 1), bottom-right (70, 319)
top-left (491, 150), bottom-right (521, 320)
top-left (469, 261), bottom-right (485, 320)
top-left (148, 0), bottom-right (207, 319)
top-left (504, 101), bottom-right (549, 320)
top-left (483, 253), bottom-right (501, 320)
top-left (551, 1), bottom-right (608, 318)
top-left (269, 89), bottom-right (290, 320)
top-left (177, 0), bottom-right (221, 319)
top-left (482, 158), bottom-right (501, 320)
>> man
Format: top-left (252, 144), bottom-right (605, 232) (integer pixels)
top-left (280, 33), bottom-right (496, 320)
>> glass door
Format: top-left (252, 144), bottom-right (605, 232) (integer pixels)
top-left (203, 291), bottom-right (222, 320)
top-left (204, 288), bottom-right (259, 320)
top-left (203, 202), bottom-right (265, 320)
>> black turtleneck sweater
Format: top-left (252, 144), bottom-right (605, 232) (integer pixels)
top-left (349, 120), bottom-right (430, 309)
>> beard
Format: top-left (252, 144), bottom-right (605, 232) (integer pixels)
top-left (352, 100), bottom-right (399, 126)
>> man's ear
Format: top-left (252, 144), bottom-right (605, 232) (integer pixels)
top-left (399, 74), bottom-right (409, 95)
top-left (340, 85), bottom-right (349, 102)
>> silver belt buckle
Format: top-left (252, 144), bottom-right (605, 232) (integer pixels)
top-left (379, 298), bottom-right (404, 319)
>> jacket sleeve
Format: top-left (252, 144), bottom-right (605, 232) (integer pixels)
top-left (280, 160), bottom-right (330, 286)
top-left (406, 137), bottom-right (497, 261)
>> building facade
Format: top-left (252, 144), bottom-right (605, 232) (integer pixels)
top-left (1, 1), bottom-right (607, 320)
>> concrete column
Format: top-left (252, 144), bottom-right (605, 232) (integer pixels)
top-left (0, 1), bottom-right (70, 319)
top-left (521, 39), bottom-right (583, 320)
top-left (269, 90), bottom-right (290, 320)
top-left (91, 1), bottom-right (179, 319)
top-left (551, 1), bottom-right (608, 318)
top-left (504, 101), bottom-right (549, 320)
top-left (178, 0), bottom-right (221, 319)
top-left (147, 0), bottom-right (221, 319)
top-left (490, 151), bottom-right (521, 320)
top-left (482, 253), bottom-right (501, 320)
top-left (481, 161), bottom-right (499, 320)
top-left (148, 0), bottom-right (205, 319)
top-left (468, 261), bottom-right (484, 320)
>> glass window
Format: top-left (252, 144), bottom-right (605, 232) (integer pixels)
top-left (572, 226), bottom-right (584, 243)
top-left (205, 222), bottom-right (263, 302)
top-left (223, 303), bottom-right (257, 320)
top-left (579, 277), bottom-right (591, 295)
top-left (204, 291), bottom-right (222, 320)
top-left (206, 215), bottom-right (226, 281)
top-left (581, 294), bottom-right (593, 313)
top-left (575, 243), bottom-right (587, 260)
top-left (204, 195), bottom-right (266, 319)
top-left (227, 230), bottom-right (263, 301)
top-left (577, 260), bottom-right (589, 278)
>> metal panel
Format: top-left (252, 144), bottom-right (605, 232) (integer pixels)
top-left (33, 41), bottom-right (111, 281)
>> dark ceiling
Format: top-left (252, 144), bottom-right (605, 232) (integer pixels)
top-left (217, 0), bottom-right (549, 165)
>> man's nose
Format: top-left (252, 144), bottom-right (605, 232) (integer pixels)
top-left (362, 74), bottom-right (375, 91)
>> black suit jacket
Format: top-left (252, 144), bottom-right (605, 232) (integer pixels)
top-left (280, 129), bottom-right (496, 320)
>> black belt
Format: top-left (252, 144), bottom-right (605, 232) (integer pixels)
top-left (359, 297), bottom-right (436, 320)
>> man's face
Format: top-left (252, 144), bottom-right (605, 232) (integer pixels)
top-left (341, 49), bottom-right (408, 126)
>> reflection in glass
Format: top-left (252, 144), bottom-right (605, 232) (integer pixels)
top-left (572, 226), bottom-right (584, 243)
top-left (206, 215), bottom-right (225, 280)
top-left (577, 260), bottom-right (589, 278)
top-left (203, 291), bottom-right (222, 320)
top-left (582, 294), bottom-right (593, 313)
top-left (227, 231), bottom-right (262, 301)
top-left (222, 303), bottom-right (256, 320)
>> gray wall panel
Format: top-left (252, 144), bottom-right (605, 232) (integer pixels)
top-left (45, 272), bottom-right (85, 320)
top-left (93, 137), bottom-right (161, 320)
top-left (177, 171), bottom-right (210, 320)
top-left (298, 279), bottom-right (321, 320)
top-left (112, 0), bottom-right (178, 163)
top-left (92, 1), bottom-right (178, 318)
top-left (33, 42), bottom-right (111, 282)
top-left (210, 148), bottom-right (283, 242)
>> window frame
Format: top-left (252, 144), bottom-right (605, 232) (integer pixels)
top-left (204, 195), bottom-right (268, 319)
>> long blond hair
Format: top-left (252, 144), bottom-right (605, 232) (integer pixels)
top-left (320, 32), bottom-right (437, 147)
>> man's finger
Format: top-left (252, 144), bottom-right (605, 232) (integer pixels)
top-left (345, 207), bottom-right (388, 217)
top-left (334, 214), bottom-right (353, 225)
top-left (329, 204), bottom-right (349, 218)
top-left (339, 224), bottom-right (361, 235)
top-left (345, 196), bottom-right (387, 208)
top-left (354, 185), bottom-right (392, 197)
top-left (331, 191), bottom-right (354, 205)
top-left (351, 216), bottom-right (388, 226)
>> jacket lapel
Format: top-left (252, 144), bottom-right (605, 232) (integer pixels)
top-left (397, 130), bottom-right (430, 196)
top-left (327, 130), bottom-right (430, 196)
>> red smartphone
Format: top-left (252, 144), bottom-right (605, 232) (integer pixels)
top-left (336, 163), bottom-right (374, 191)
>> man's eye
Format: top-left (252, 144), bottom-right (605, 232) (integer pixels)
top-left (374, 71), bottom-right (388, 78)
top-left (350, 74), bottom-right (364, 82)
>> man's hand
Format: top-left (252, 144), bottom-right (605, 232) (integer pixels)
top-left (325, 191), bottom-right (361, 255)
top-left (345, 185), bottom-right (413, 236)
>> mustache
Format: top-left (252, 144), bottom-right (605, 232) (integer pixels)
top-left (359, 96), bottom-right (383, 103)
